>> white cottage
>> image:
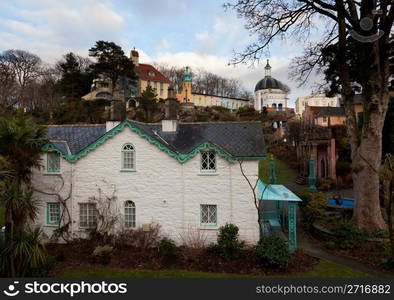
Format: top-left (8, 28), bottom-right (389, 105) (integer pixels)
top-left (31, 110), bottom-right (266, 244)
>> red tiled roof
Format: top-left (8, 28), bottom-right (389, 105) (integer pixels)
top-left (134, 63), bottom-right (170, 84)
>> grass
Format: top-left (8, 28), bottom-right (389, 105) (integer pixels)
top-left (0, 205), bottom-right (4, 227)
top-left (259, 158), bottom-right (308, 194)
top-left (56, 260), bottom-right (371, 278)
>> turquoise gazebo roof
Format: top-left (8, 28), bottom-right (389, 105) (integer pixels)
top-left (257, 180), bottom-right (302, 202)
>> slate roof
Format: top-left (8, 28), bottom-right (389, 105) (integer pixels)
top-left (46, 121), bottom-right (265, 158)
top-left (316, 107), bottom-right (345, 117)
top-left (47, 125), bottom-right (106, 155)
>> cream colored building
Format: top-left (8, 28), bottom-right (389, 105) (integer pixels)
top-left (295, 93), bottom-right (340, 116)
top-left (176, 67), bottom-right (249, 110)
top-left (83, 50), bottom-right (170, 102)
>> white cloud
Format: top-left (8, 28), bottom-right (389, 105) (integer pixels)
top-left (0, 0), bottom-right (124, 63)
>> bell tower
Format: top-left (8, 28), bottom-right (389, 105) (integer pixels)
top-left (181, 66), bottom-right (192, 103)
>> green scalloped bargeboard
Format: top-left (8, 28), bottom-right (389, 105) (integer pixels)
top-left (42, 120), bottom-right (264, 164)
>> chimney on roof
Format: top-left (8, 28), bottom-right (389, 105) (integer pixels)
top-left (130, 48), bottom-right (139, 67)
top-left (162, 86), bottom-right (179, 133)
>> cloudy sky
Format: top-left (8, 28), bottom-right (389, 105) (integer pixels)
top-left (0, 0), bottom-right (323, 106)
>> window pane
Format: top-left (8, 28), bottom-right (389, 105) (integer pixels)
top-left (201, 204), bottom-right (217, 224)
top-left (47, 152), bottom-right (60, 172)
top-left (201, 151), bottom-right (216, 171)
top-left (124, 201), bottom-right (136, 228)
top-left (79, 203), bottom-right (97, 228)
top-left (48, 203), bottom-right (60, 224)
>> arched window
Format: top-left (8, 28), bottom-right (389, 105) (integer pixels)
top-left (124, 201), bottom-right (135, 228)
top-left (121, 144), bottom-right (135, 171)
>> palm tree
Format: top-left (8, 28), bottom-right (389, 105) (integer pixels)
top-left (0, 116), bottom-right (48, 276)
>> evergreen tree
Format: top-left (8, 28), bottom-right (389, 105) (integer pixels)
top-left (88, 41), bottom-right (136, 95)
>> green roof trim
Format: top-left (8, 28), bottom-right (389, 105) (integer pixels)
top-left (42, 120), bottom-right (264, 164)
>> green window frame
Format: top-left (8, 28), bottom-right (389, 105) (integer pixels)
top-left (46, 202), bottom-right (60, 225)
top-left (200, 151), bottom-right (216, 173)
top-left (200, 204), bottom-right (217, 226)
top-left (46, 152), bottom-right (60, 173)
top-left (121, 143), bottom-right (136, 172)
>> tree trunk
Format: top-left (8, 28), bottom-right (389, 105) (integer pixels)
top-left (350, 95), bottom-right (388, 231)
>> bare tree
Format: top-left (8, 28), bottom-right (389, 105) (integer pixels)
top-left (227, 0), bottom-right (394, 231)
top-left (0, 50), bottom-right (43, 109)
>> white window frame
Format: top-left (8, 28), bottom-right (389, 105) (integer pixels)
top-left (124, 201), bottom-right (136, 228)
top-left (200, 204), bottom-right (217, 226)
top-left (121, 143), bottom-right (136, 172)
top-left (200, 151), bottom-right (216, 173)
top-left (79, 203), bottom-right (98, 229)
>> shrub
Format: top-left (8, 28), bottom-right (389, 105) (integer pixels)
top-left (159, 237), bottom-right (177, 257)
top-left (92, 245), bottom-right (113, 265)
top-left (255, 236), bottom-right (291, 268)
top-left (179, 225), bottom-right (207, 248)
top-left (299, 192), bottom-right (327, 229)
top-left (113, 224), bottom-right (161, 249)
top-left (332, 220), bottom-right (369, 249)
top-left (214, 223), bottom-right (244, 260)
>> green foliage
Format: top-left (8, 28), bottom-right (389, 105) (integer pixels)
top-left (213, 223), bottom-right (244, 260)
top-left (332, 220), bottom-right (369, 249)
top-left (56, 52), bottom-right (93, 98)
top-left (159, 237), bottom-right (177, 257)
top-left (255, 236), bottom-right (291, 268)
top-left (0, 116), bottom-right (48, 183)
top-left (136, 86), bottom-right (158, 122)
top-left (89, 41), bottom-right (136, 89)
top-left (298, 192), bottom-right (327, 228)
top-left (0, 184), bottom-right (39, 228)
top-left (52, 98), bottom-right (109, 124)
top-left (0, 227), bottom-right (48, 277)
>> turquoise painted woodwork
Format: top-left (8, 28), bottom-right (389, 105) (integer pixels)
top-left (288, 201), bottom-right (297, 252)
top-left (308, 157), bottom-right (317, 192)
top-left (258, 180), bottom-right (301, 251)
top-left (184, 67), bottom-right (191, 82)
top-left (268, 156), bottom-right (277, 184)
top-left (42, 120), bottom-right (265, 164)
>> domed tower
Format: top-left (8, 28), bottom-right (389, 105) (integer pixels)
top-left (178, 66), bottom-right (192, 103)
top-left (254, 60), bottom-right (289, 111)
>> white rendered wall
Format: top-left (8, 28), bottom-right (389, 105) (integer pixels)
top-left (32, 128), bottom-right (260, 245)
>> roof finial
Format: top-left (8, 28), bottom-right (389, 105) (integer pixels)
top-left (265, 59), bottom-right (271, 77)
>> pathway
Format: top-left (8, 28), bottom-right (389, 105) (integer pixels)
top-left (298, 231), bottom-right (393, 278)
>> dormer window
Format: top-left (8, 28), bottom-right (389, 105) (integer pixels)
top-left (200, 151), bottom-right (216, 173)
top-left (121, 143), bottom-right (136, 171)
top-left (46, 152), bottom-right (60, 173)
top-left (148, 71), bottom-right (155, 77)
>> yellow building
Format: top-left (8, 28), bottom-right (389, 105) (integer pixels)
top-left (176, 67), bottom-right (250, 110)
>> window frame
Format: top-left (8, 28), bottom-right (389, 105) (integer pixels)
top-left (124, 200), bottom-right (136, 228)
top-left (200, 204), bottom-right (217, 226)
top-left (121, 143), bottom-right (136, 172)
top-left (200, 151), bottom-right (216, 173)
top-left (46, 202), bottom-right (61, 226)
top-left (46, 152), bottom-right (61, 174)
top-left (79, 203), bottom-right (98, 229)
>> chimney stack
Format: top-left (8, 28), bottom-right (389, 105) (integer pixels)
top-left (130, 48), bottom-right (139, 67)
top-left (162, 86), bottom-right (179, 132)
